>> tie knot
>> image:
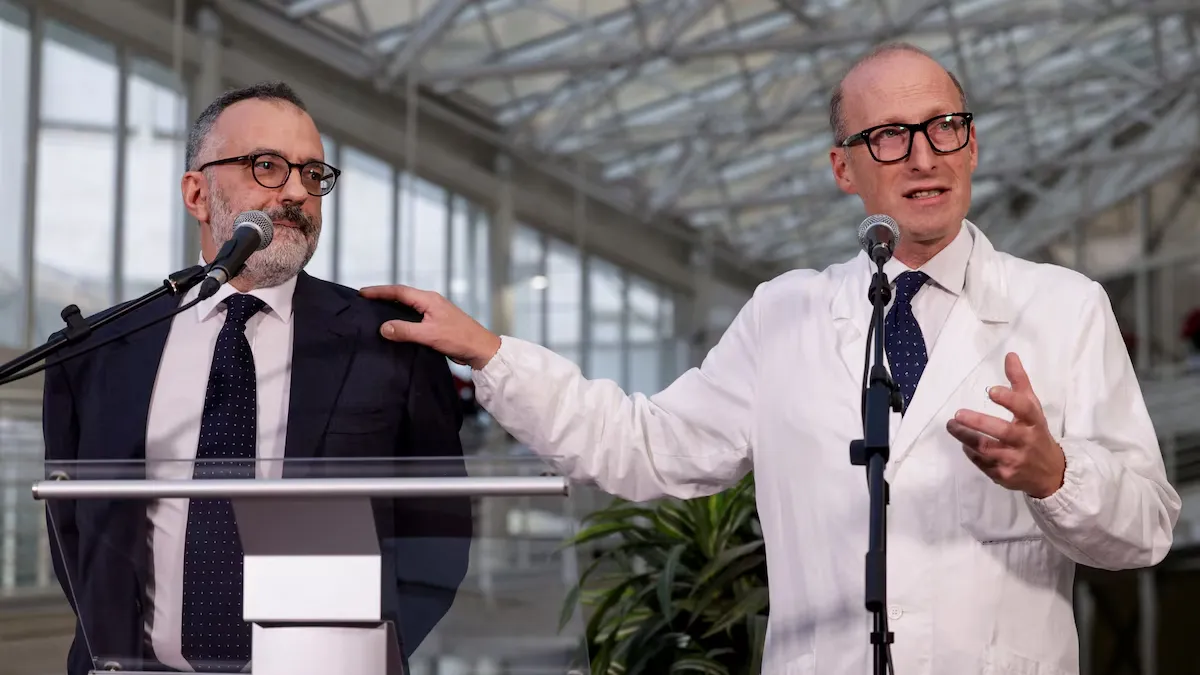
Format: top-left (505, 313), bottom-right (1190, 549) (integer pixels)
top-left (222, 294), bottom-right (266, 328)
top-left (893, 271), bottom-right (929, 305)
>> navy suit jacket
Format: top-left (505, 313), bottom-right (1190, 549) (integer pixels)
top-left (42, 271), bottom-right (474, 674)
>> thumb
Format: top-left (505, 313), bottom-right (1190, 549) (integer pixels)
top-left (380, 319), bottom-right (425, 343)
top-left (1005, 352), bottom-right (1033, 393)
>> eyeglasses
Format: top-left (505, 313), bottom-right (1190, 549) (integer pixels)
top-left (197, 152), bottom-right (341, 197)
top-left (840, 112), bottom-right (974, 163)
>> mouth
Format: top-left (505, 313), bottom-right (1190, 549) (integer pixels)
top-left (904, 188), bottom-right (948, 201)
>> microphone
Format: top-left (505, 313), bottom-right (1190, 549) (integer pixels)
top-left (197, 211), bottom-right (274, 300)
top-left (857, 214), bottom-right (900, 266)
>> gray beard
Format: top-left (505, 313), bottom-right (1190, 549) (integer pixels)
top-left (207, 189), bottom-right (320, 289)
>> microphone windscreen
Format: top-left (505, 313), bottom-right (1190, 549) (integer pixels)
top-left (233, 210), bottom-right (275, 250)
top-left (857, 214), bottom-right (899, 253)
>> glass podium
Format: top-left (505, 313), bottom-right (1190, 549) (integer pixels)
top-left (34, 456), bottom-right (592, 675)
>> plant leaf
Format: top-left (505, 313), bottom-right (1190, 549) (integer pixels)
top-left (702, 587), bottom-right (770, 639)
top-left (658, 543), bottom-right (687, 621)
top-left (669, 656), bottom-right (731, 675)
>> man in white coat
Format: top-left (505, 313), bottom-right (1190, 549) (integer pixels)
top-left (361, 44), bottom-right (1180, 675)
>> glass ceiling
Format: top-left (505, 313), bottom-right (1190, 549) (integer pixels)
top-left (242, 0), bottom-right (1200, 270)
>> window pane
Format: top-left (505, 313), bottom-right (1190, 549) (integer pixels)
top-left (510, 225), bottom-right (543, 343)
top-left (588, 345), bottom-right (623, 388)
top-left (588, 257), bottom-right (622, 344)
top-left (471, 208), bottom-right (490, 329)
top-left (628, 344), bottom-right (662, 395)
top-left (35, 23), bottom-right (117, 341)
top-left (121, 59), bottom-right (185, 298)
top-left (450, 197), bottom-right (469, 306)
top-left (0, 6), bottom-right (30, 347)
top-left (546, 240), bottom-right (580, 345)
top-left (337, 146), bottom-right (393, 289)
top-left (399, 176), bottom-right (447, 295)
top-left (628, 279), bottom-right (658, 342)
top-left (305, 135), bottom-right (336, 280)
top-left (659, 295), bottom-right (675, 339)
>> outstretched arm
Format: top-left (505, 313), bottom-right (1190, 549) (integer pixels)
top-left (361, 283), bottom-right (761, 503)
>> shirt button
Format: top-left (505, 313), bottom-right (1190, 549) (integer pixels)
top-left (887, 605), bottom-right (903, 620)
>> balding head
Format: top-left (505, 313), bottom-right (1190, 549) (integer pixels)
top-left (829, 43), bottom-right (968, 145)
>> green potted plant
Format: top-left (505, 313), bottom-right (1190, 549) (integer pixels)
top-left (560, 474), bottom-right (769, 674)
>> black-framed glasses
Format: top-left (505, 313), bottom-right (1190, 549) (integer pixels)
top-left (197, 152), bottom-right (341, 196)
top-left (840, 112), bottom-right (974, 163)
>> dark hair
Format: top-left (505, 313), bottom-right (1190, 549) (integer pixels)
top-left (185, 81), bottom-right (308, 171)
top-left (828, 42), bottom-right (969, 145)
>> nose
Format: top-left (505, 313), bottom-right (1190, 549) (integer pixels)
top-left (279, 166), bottom-right (310, 204)
top-left (907, 130), bottom-right (938, 172)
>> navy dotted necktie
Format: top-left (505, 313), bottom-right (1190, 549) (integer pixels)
top-left (181, 293), bottom-right (265, 672)
top-left (885, 271), bottom-right (930, 410)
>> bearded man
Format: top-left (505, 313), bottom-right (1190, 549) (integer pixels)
top-left (42, 81), bottom-right (472, 675)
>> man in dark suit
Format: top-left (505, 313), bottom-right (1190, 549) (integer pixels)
top-left (42, 81), bottom-right (473, 674)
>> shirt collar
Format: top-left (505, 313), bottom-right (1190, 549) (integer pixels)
top-left (189, 255), bottom-right (298, 325)
top-left (883, 220), bottom-right (972, 296)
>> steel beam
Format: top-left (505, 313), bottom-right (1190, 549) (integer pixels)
top-left (285, 0), bottom-right (350, 19)
top-left (379, 0), bottom-right (472, 85)
top-left (422, 0), bottom-right (1200, 83)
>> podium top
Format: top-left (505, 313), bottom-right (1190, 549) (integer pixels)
top-left (37, 455), bottom-right (570, 500)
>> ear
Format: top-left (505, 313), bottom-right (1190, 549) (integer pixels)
top-left (830, 147), bottom-right (858, 195)
top-left (181, 171), bottom-right (210, 224)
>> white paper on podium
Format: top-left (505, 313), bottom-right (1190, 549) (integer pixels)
top-left (234, 496), bottom-right (383, 622)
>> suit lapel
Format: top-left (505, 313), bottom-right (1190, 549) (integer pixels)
top-left (887, 223), bottom-right (1020, 476)
top-left (283, 273), bottom-right (357, 465)
top-left (100, 294), bottom-right (179, 463)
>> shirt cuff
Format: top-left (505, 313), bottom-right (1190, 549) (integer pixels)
top-left (472, 335), bottom-right (516, 390)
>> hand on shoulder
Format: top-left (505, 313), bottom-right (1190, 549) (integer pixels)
top-left (359, 285), bottom-right (501, 371)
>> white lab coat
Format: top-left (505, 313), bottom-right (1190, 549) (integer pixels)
top-left (471, 220), bottom-right (1180, 675)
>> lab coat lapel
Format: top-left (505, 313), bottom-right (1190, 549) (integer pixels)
top-left (831, 252), bottom-right (874, 390)
top-left (887, 223), bottom-right (1018, 476)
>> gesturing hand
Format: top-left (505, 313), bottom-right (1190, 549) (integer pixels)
top-left (359, 284), bottom-right (502, 371)
top-left (945, 352), bottom-right (1066, 499)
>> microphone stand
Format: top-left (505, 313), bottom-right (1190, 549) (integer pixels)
top-left (849, 256), bottom-right (905, 675)
top-left (0, 264), bottom-right (208, 384)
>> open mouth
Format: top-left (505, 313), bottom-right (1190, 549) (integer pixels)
top-left (905, 188), bottom-right (947, 200)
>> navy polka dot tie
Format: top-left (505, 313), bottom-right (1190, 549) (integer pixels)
top-left (181, 294), bottom-right (265, 672)
top-left (885, 271), bottom-right (930, 410)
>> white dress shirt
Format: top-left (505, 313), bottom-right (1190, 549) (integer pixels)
top-left (143, 270), bottom-right (297, 672)
top-left (470, 220), bottom-right (1180, 675)
top-left (882, 222), bottom-right (972, 355)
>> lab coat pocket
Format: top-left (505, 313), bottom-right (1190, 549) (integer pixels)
top-left (956, 465), bottom-right (1042, 543)
top-left (982, 644), bottom-right (1071, 675)
top-left (954, 375), bottom-right (1043, 544)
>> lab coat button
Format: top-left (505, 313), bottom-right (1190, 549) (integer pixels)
top-left (887, 605), bottom-right (903, 620)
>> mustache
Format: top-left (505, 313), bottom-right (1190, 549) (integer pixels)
top-left (263, 204), bottom-right (316, 235)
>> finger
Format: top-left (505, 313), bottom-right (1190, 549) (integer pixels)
top-left (962, 444), bottom-right (1000, 471)
top-left (1005, 352), bottom-right (1035, 396)
top-left (987, 386), bottom-right (1042, 424)
top-left (380, 319), bottom-right (427, 343)
top-left (946, 418), bottom-right (992, 451)
top-left (953, 409), bottom-right (1023, 446)
top-left (359, 284), bottom-right (431, 310)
